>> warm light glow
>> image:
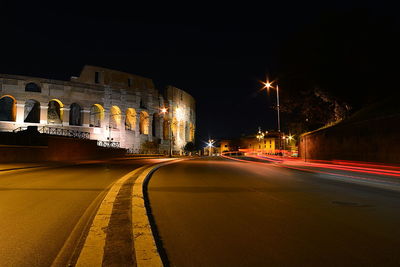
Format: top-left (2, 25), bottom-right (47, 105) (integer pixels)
top-left (160, 107), bottom-right (168, 114)
top-left (262, 78), bottom-right (274, 90)
top-left (175, 107), bottom-right (184, 121)
top-left (207, 139), bottom-right (215, 147)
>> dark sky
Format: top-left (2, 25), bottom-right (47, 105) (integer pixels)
top-left (0, 1), bottom-right (396, 143)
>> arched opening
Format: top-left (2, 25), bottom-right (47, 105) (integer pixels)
top-left (110, 106), bottom-right (121, 129)
top-left (163, 119), bottom-right (170, 140)
top-left (69, 103), bottom-right (82, 126)
top-left (24, 99), bottom-right (40, 123)
top-left (0, 95), bottom-right (16, 122)
top-left (90, 104), bottom-right (104, 127)
top-left (152, 113), bottom-right (160, 137)
top-left (125, 108), bottom-right (136, 131)
top-left (25, 82), bottom-right (41, 92)
top-left (190, 123), bottom-right (195, 142)
top-left (139, 111), bottom-right (149, 135)
top-left (47, 99), bottom-right (63, 124)
top-left (171, 117), bottom-right (178, 140)
top-left (178, 121), bottom-right (185, 143)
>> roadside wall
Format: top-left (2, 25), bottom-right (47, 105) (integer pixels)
top-left (0, 136), bottom-right (126, 163)
top-left (299, 115), bottom-right (400, 164)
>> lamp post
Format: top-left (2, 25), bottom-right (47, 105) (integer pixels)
top-left (262, 79), bottom-right (282, 154)
top-left (207, 139), bottom-right (214, 156)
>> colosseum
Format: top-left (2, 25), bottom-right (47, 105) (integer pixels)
top-left (0, 65), bottom-right (196, 154)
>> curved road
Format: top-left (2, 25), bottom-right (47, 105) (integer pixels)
top-left (148, 157), bottom-right (400, 266)
top-left (0, 158), bottom-right (163, 267)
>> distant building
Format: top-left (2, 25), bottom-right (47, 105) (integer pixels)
top-left (0, 65), bottom-right (196, 154)
top-left (239, 132), bottom-right (279, 154)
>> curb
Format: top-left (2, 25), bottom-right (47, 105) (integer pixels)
top-left (75, 166), bottom-right (147, 266)
top-left (132, 159), bottom-right (183, 267)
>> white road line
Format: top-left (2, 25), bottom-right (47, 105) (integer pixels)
top-left (132, 159), bottom-right (183, 267)
top-left (75, 166), bottom-right (146, 267)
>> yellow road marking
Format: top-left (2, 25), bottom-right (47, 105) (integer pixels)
top-left (75, 166), bottom-right (146, 267)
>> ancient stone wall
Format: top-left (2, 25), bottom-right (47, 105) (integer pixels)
top-left (0, 66), bottom-right (196, 154)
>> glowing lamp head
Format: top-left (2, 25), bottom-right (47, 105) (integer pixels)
top-left (160, 107), bottom-right (168, 114)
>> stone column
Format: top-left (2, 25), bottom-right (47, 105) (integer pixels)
top-left (148, 114), bottom-right (153, 141)
top-left (40, 105), bottom-right (48, 125)
top-left (16, 103), bottom-right (25, 123)
top-left (135, 112), bottom-right (140, 137)
top-left (82, 109), bottom-right (90, 127)
top-left (62, 107), bottom-right (70, 126)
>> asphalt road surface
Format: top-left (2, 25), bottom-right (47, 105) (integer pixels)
top-left (148, 157), bottom-right (400, 267)
top-left (0, 158), bottom-right (163, 267)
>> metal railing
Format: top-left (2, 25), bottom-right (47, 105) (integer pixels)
top-left (97, 140), bottom-right (120, 148)
top-left (39, 127), bottom-right (90, 139)
top-left (13, 127), bottom-right (27, 133)
top-left (13, 126), bottom-right (90, 139)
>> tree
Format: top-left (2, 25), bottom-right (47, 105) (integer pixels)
top-left (183, 141), bottom-right (196, 154)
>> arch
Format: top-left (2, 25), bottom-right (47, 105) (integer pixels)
top-left (189, 123), bottom-right (195, 141)
top-left (185, 121), bottom-right (190, 142)
top-left (152, 113), bottom-right (160, 137)
top-left (139, 111), bottom-right (149, 135)
top-left (69, 103), bottom-right (82, 126)
top-left (47, 99), bottom-right (63, 124)
top-left (24, 99), bottom-right (40, 123)
top-left (110, 106), bottom-right (121, 129)
top-left (171, 117), bottom-right (178, 140)
top-left (125, 108), bottom-right (137, 131)
top-left (163, 119), bottom-right (170, 140)
top-left (90, 104), bottom-right (104, 127)
top-left (178, 121), bottom-right (185, 142)
top-left (25, 82), bottom-right (41, 92)
top-left (0, 95), bottom-right (16, 122)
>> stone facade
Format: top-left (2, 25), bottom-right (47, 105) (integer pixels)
top-left (0, 65), bottom-right (196, 154)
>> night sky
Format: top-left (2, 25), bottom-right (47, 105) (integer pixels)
top-left (1, 1), bottom-right (397, 143)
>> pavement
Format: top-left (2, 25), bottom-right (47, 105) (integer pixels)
top-left (147, 157), bottom-right (400, 266)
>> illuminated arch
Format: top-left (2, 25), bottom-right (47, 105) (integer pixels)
top-left (125, 108), bottom-right (137, 131)
top-left (110, 106), bottom-right (121, 129)
top-left (189, 123), bottom-right (195, 142)
top-left (171, 117), bottom-right (178, 140)
top-left (47, 99), bottom-right (64, 124)
top-left (0, 95), bottom-right (16, 122)
top-left (69, 103), bottom-right (82, 126)
top-left (139, 111), bottom-right (149, 135)
top-left (24, 99), bottom-right (40, 123)
top-left (90, 104), bottom-right (104, 127)
top-left (178, 121), bottom-right (185, 143)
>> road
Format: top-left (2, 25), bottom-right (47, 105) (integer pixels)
top-left (0, 158), bottom-right (163, 267)
top-left (148, 157), bottom-right (400, 266)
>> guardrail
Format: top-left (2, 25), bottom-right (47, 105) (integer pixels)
top-left (13, 126), bottom-right (90, 139)
top-left (97, 140), bottom-right (120, 148)
top-left (39, 127), bottom-right (90, 139)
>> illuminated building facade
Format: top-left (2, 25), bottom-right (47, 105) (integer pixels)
top-left (0, 65), bottom-right (196, 154)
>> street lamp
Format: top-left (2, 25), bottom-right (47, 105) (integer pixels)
top-left (262, 79), bottom-right (280, 133)
top-left (207, 139), bottom-right (215, 156)
top-left (262, 78), bottom-right (282, 155)
top-left (160, 107), bottom-right (173, 157)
